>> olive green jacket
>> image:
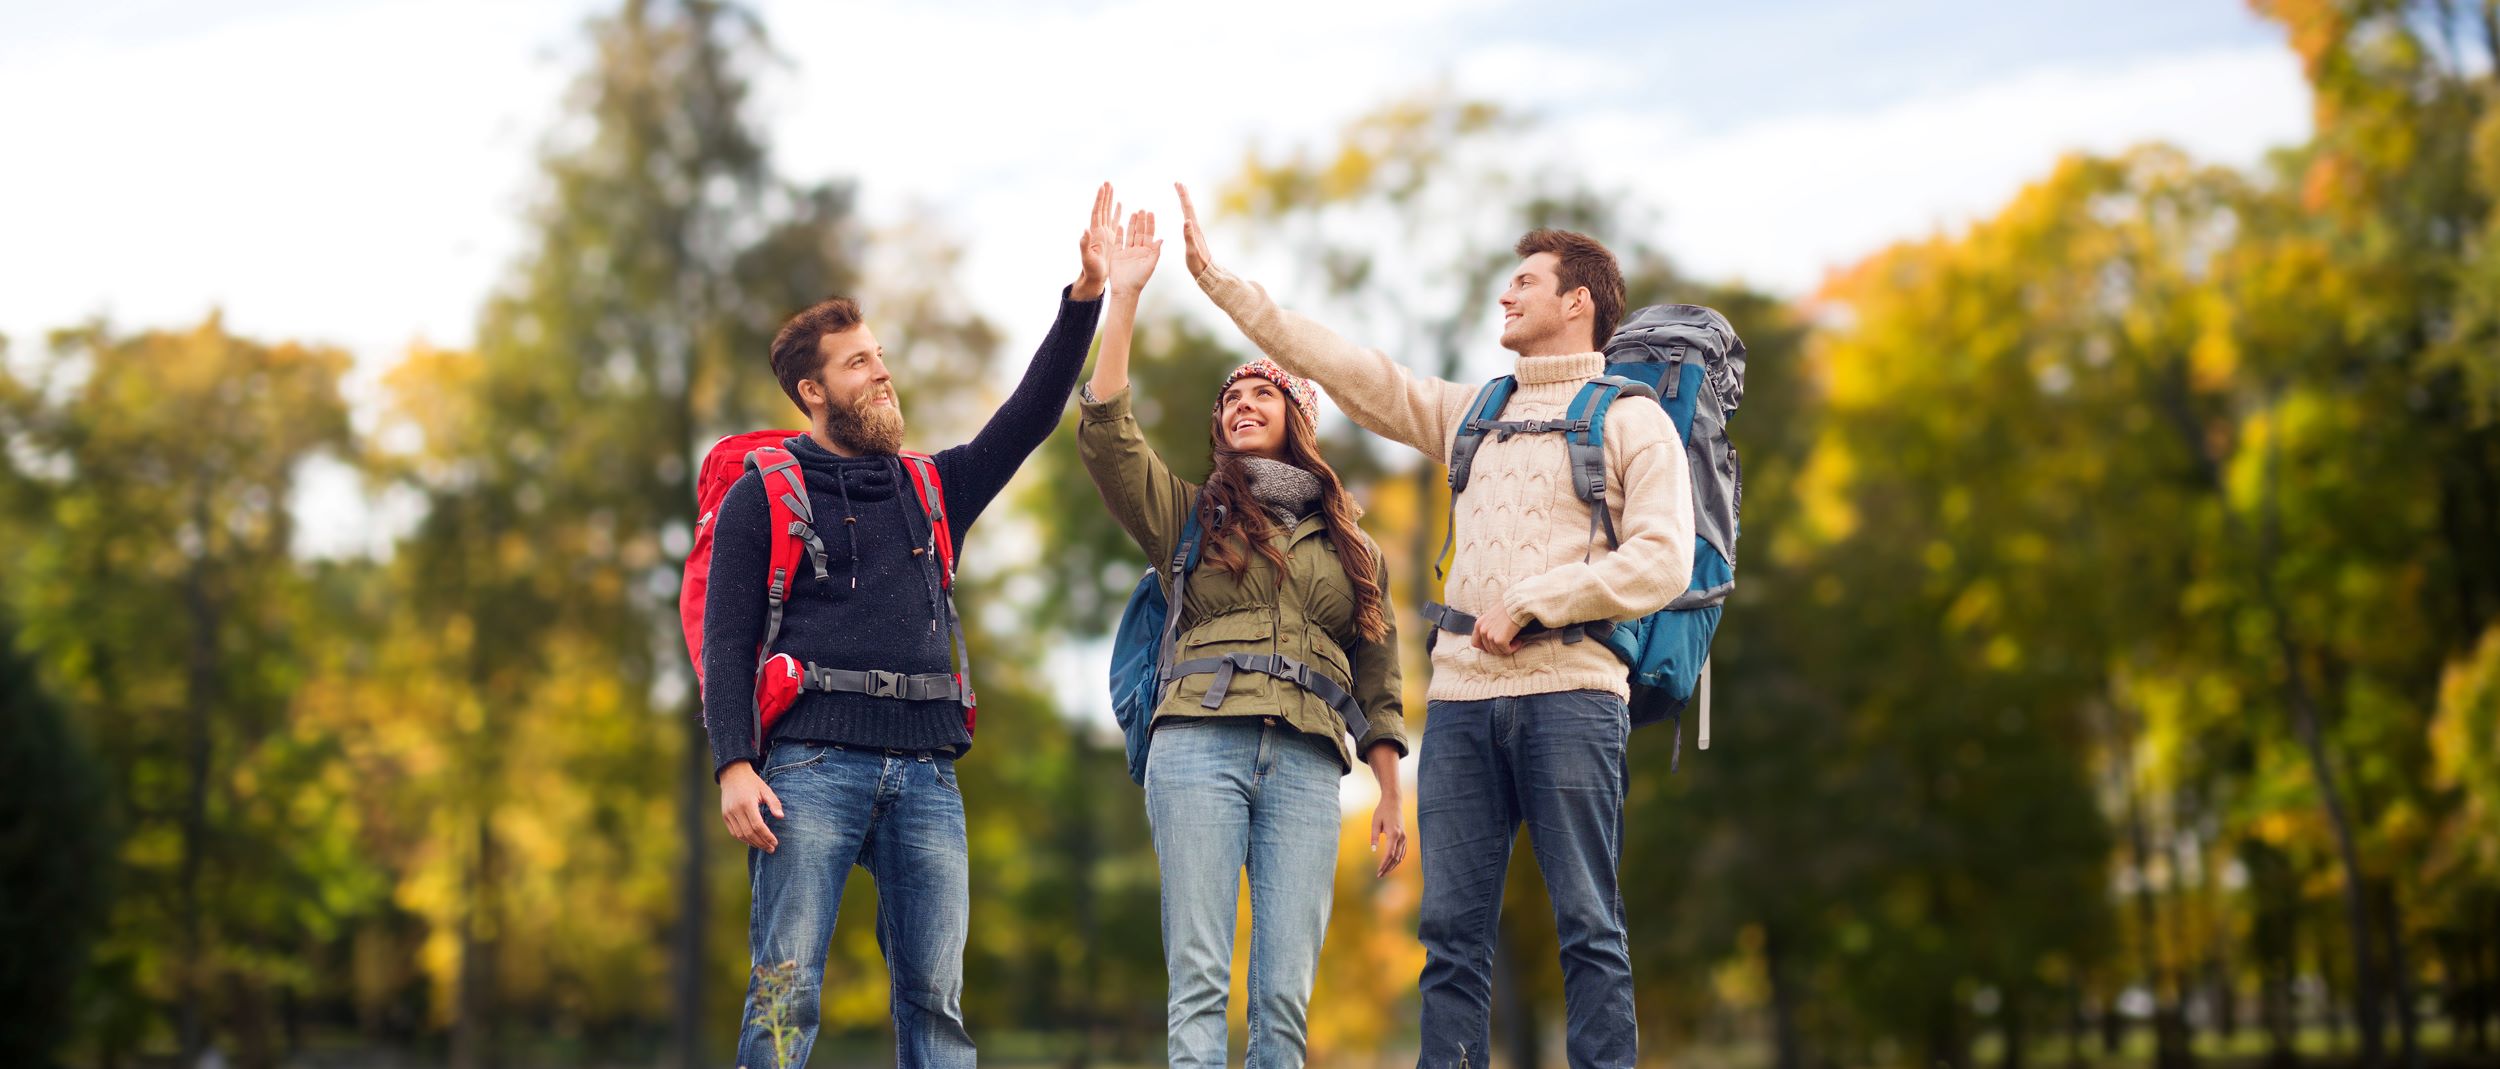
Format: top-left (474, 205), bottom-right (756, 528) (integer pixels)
top-left (1078, 386), bottom-right (1408, 772)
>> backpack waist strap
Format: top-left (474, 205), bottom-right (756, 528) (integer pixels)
top-left (801, 664), bottom-right (965, 702)
top-left (1420, 601), bottom-right (1615, 646)
top-left (1166, 652), bottom-right (1369, 740)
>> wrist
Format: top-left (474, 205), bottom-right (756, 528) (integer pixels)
top-left (1071, 276), bottom-right (1106, 301)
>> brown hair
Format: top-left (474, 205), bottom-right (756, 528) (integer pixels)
top-left (768, 296), bottom-right (864, 414)
top-left (1196, 404), bottom-right (1391, 644)
top-left (1514, 229), bottom-right (1626, 348)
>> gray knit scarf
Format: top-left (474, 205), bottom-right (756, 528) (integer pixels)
top-left (1242, 457), bottom-right (1323, 526)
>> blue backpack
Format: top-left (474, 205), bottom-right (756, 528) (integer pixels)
top-left (1107, 496), bottom-right (1210, 785)
top-left (1424, 304), bottom-right (1747, 766)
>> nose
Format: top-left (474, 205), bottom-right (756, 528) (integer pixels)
top-left (869, 353), bottom-right (893, 382)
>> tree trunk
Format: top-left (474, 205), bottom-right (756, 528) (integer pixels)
top-left (2261, 958), bottom-right (2296, 1069)
top-left (2100, 984), bottom-right (2126, 1057)
top-left (2321, 935), bottom-right (2348, 1058)
top-left (450, 811), bottom-right (496, 1069)
top-left (2000, 991), bottom-right (2028, 1069)
top-left (1925, 991), bottom-right (1970, 1069)
top-left (674, 709), bottom-right (708, 1069)
top-left (2478, 915), bottom-right (2497, 1053)
top-left (2118, 711), bottom-right (2194, 1069)
top-left (2155, 365), bottom-right (2386, 1069)
top-left (2065, 981), bottom-right (2088, 1069)
top-left (1066, 723), bottom-right (1102, 1067)
top-left (2375, 882), bottom-right (2419, 1069)
top-left (2253, 406), bottom-right (2385, 1069)
top-left (178, 513), bottom-right (220, 1067)
top-left (1766, 920), bottom-right (1806, 1069)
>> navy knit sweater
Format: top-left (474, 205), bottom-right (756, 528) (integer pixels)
top-left (703, 288), bottom-right (1101, 776)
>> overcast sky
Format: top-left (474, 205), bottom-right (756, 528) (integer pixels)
top-left (3, 0), bottom-right (2306, 364)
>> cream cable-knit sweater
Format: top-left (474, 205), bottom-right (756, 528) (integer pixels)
top-left (1197, 265), bottom-right (1696, 702)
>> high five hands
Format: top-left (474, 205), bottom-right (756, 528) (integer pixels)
top-left (1075, 182), bottom-right (1116, 301)
top-left (1175, 182), bottom-right (1217, 279)
top-left (1108, 205), bottom-right (1160, 299)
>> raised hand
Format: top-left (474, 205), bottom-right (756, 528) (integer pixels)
top-left (1074, 182), bottom-right (1115, 301)
top-left (1108, 209), bottom-right (1161, 299)
top-left (1175, 182), bottom-right (1217, 279)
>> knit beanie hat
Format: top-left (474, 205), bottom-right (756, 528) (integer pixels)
top-left (1214, 357), bottom-right (1319, 426)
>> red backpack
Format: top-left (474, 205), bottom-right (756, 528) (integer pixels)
top-left (677, 431), bottom-right (975, 748)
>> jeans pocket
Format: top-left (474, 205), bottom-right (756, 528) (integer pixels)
top-left (930, 758), bottom-right (962, 795)
top-left (761, 743), bottom-right (828, 780)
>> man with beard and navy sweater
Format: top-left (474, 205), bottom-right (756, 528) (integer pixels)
top-left (705, 184), bottom-right (1115, 1068)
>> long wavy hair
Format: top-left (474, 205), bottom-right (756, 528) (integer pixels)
top-left (1196, 400), bottom-right (1390, 643)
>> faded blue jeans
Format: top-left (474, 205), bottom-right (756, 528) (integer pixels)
top-left (1145, 716), bottom-right (1343, 1069)
top-left (736, 741), bottom-right (974, 1069)
top-left (1415, 690), bottom-right (1637, 1069)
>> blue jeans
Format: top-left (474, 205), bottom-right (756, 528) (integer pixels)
top-left (735, 741), bottom-right (974, 1069)
top-left (1145, 717), bottom-right (1343, 1069)
top-left (1415, 690), bottom-right (1637, 1069)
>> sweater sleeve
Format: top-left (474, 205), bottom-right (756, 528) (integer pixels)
top-left (700, 471), bottom-right (774, 778)
top-left (932, 286), bottom-right (1103, 545)
top-left (1075, 384), bottom-right (1195, 572)
top-left (1194, 265), bottom-right (1476, 464)
top-left (1500, 398), bottom-right (1697, 628)
top-left (1351, 555), bottom-right (1409, 758)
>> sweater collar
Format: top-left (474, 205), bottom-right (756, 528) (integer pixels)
top-left (1514, 351), bottom-right (1605, 386)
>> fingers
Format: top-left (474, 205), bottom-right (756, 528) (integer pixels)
top-left (1093, 181), bottom-right (1112, 229)
top-left (721, 792), bottom-right (780, 852)
top-left (1175, 182), bottom-right (1197, 227)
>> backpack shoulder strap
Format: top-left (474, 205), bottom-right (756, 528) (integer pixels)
top-left (1447, 376), bottom-right (1517, 494)
top-left (895, 450), bottom-right (976, 716)
top-left (1435, 377), bottom-right (1517, 582)
top-left (1564, 376), bottom-right (1655, 554)
top-left (898, 451), bottom-right (954, 589)
top-left (746, 446), bottom-right (830, 583)
top-left (1155, 489), bottom-right (1220, 691)
top-left (739, 445), bottom-right (823, 744)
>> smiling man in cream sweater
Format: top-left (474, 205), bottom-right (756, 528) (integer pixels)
top-left (1176, 184), bottom-right (1693, 1069)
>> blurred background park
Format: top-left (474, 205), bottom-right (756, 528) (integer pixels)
top-left (3, 1), bottom-right (2498, 1066)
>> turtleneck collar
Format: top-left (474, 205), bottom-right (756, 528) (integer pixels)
top-left (1514, 351), bottom-right (1606, 386)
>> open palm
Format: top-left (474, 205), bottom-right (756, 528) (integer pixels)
top-left (1076, 182), bottom-right (1115, 297)
top-left (1109, 210), bottom-right (1161, 297)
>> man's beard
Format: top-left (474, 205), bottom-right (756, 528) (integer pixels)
top-left (825, 387), bottom-right (906, 455)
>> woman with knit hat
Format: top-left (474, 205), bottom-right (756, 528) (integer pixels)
top-left (1076, 207), bottom-right (1410, 1069)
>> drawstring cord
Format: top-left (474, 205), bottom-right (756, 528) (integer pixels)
top-left (836, 474), bottom-right (860, 590)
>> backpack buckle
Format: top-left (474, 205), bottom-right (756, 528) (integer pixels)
top-left (866, 670), bottom-right (902, 698)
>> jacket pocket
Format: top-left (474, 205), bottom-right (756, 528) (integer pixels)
top-left (1165, 612), bottom-right (1278, 712)
top-left (1177, 610), bottom-right (1275, 655)
top-left (1308, 633), bottom-right (1355, 694)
